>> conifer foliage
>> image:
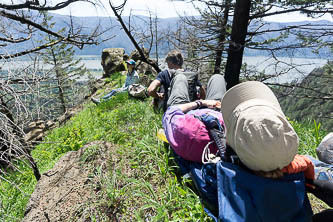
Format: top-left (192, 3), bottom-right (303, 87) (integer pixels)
top-left (38, 13), bottom-right (90, 117)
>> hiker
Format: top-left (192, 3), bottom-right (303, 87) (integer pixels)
top-left (163, 80), bottom-right (317, 221)
top-left (221, 82), bottom-right (333, 221)
top-left (91, 59), bottom-right (139, 104)
top-left (162, 73), bottom-right (226, 162)
top-left (147, 49), bottom-right (206, 111)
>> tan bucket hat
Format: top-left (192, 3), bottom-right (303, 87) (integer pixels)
top-left (221, 81), bottom-right (298, 172)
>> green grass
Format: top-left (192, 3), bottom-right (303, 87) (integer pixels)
top-left (0, 74), bottom-right (330, 221)
top-left (290, 118), bottom-right (327, 157)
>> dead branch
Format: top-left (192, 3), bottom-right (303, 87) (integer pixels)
top-left (109, 0), bottom-right (161, 73)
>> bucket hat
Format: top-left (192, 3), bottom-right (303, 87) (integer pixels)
top-left (221, 81), bottom-right (298, 172)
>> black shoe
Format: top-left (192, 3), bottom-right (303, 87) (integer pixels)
top-left (91, 97), bottom-right (100, 105)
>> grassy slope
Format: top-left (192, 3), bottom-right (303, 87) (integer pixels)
top-left (0, 74), bottom-right (330, 221)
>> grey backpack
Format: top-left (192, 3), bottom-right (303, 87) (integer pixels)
top-left (316, 133), bottom-right (333, 164)
top-left (128, 84), bottom-right (148, 99)
top-left (172, 70), bottom-right (199, 102)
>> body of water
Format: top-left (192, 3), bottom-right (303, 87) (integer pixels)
top-left (242, 56), bottom-right (329, 83)
top-left (1, 55), bottom-right (329, 83)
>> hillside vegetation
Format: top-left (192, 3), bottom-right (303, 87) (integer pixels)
top-left (0, 73), bottom-right (330, 221)
top-left (279, 62), bottom-right (333, 131)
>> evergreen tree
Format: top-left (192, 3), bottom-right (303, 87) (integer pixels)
top-left (39, 13), bottom-right (89, 116)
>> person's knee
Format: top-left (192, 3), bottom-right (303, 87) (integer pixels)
top-left (210, 74), bottom-right (225, 82)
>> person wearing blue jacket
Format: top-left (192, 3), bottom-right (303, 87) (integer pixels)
top-left (91, 59), bottom-right (139, 104)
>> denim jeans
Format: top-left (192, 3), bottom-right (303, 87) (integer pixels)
top-left (101, 89), bottom-right (118, 101)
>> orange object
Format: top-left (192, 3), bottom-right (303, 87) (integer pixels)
top-left (282, 154), bottom-right (315, 180)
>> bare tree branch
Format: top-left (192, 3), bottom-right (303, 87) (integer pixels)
top-left (109, 0), bottom-right (161, 73)
top-left (0, 0), bottom-right (98, 11)
top-left (0, 10), bottom-right (96, 47)
top-left (0, 39), bottom-right (62, 59)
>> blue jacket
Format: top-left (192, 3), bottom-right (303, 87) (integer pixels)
top-left (172, 152), bottom-right (313, 222)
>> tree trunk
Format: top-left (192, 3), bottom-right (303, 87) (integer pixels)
top-left (55, 69), bottom-right (67, 115)
top-left (214, 1), bottom-right (230, 74)
top-left (224, 0), bottom-right (251, 89)
top-left (51, 49), bottom-right (67, 115)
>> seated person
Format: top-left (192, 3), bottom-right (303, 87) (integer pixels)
top-left (91, 59), bottom-right (139, 104)
top-left (162, 73), bottom-right (226, 162)
top-left (219, 81), bottom-right (333, 221)
top-left (148, 49), bottom-right (206, 111)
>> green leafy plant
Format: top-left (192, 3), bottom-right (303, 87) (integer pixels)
top-left (313, 119), bottom-right (322, 147)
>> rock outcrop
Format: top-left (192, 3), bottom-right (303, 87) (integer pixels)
top-left (135, 60), bottom-right (158, 86)
top-left (101, 48), bottom-right (126, 78)
top-left (100, 47), bottom-right (159, 87)
top-left (24, 106), bottom-right (84, 145)
top-left (23, 141), bottom-right (115, 222)
top-left (24, 120), bottom-right (55, 145)
top-left (129, 48), bottom-right (149, 62)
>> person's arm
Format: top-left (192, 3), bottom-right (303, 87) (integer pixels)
top-left (147, 79), bottom-right (164, 99)
top-left (175, 100), bottom-right (221, 113)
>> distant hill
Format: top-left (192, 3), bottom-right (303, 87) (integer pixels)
top-left (54, 14), bottom-right (180, 56)
top-left (278, 62), bottom-right (333, 130)
top-left (2, 12), bottom-right (332, 58)
top-left (245, 20), bottom-right (333, 58)
top-left (60, 14), bottom-right (333, 58)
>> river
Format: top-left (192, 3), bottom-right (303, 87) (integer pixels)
top-left (242, 56), bottom-right (328, 83)
top-left (0, 55), bottom-right (329, 83)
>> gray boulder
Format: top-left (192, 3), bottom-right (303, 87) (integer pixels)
top-left (101, 48), bottom-right (126, 78)
top-left (135, 60), bottom-right (158, 87)
top-left (129, 48), bottom-right (149, 62)
top-left (24, 120), bottom-right (55, 145)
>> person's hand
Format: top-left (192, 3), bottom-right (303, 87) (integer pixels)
top-left (282, 154), bottom-right (315, 180)
top-left (157, 92), bottom-right (164, 99)
top-left (202, 100), bottom-right (221, 109)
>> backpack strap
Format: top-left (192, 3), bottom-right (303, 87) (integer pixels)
top-left (196, 113), bottom-right (245, 166)
top-left (195, 114), bottom-right (228, 161)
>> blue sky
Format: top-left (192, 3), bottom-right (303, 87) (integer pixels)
top-left (55, 0), bottom-right (333, 22)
